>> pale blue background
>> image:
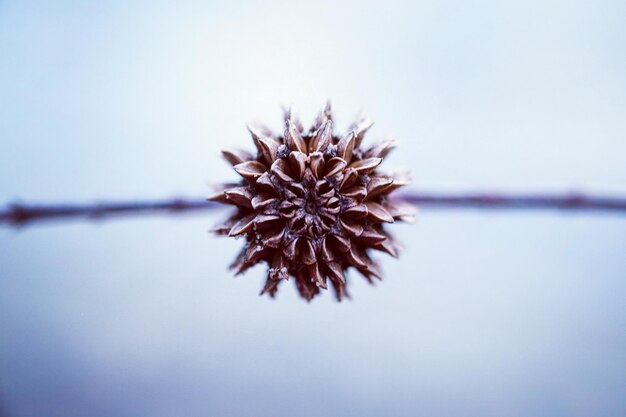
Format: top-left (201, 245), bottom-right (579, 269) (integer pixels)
top-left (1, 1), bottom-right (625, 416)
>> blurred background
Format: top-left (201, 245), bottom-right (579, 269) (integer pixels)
top-left (1, 0), bottom-right (625, 416)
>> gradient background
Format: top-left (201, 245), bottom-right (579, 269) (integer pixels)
top-left (1, 1), bottom-right (626, 416)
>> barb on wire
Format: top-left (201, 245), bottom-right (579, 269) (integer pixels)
top-left (1, 191), bottom-right (625, 228)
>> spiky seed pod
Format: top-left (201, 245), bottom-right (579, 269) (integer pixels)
top-left (209, 103), bottom-right (416, 301)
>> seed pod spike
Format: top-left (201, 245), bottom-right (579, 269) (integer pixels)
top-left (350, 113), bottom-right (374, 148)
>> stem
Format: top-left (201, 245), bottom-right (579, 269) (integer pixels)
top-left (1, 191), bottom-right (625, 227)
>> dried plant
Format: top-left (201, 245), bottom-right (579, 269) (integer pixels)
top-left (209, 103), bottom-right (416, 301)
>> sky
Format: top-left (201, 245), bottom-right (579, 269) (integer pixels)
top-left (1, 1), bottom-right (625, 416)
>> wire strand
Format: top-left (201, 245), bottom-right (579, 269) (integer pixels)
top-left (1, 191), bottom-right (625, 227)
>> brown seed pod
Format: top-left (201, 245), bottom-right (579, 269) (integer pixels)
top-left (209, 103), bottom-right (415, 301)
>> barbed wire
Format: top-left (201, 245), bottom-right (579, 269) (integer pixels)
top-left (1, 191), bottom-right (625, 227)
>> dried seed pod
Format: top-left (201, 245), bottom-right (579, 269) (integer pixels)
top-left (210, 104), bottom-right (414, 301)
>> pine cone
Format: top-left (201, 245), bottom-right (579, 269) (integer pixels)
top-left (209, 103), bottom-right (415, 301)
